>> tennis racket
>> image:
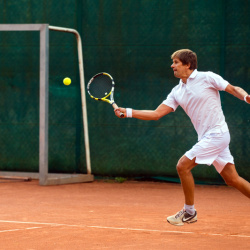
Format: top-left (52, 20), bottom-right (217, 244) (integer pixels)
top-left (87, 72), bottom-right (124, 117)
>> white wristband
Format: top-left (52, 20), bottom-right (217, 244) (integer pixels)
top-left (244, 95), bottom-right (249, 104)
top-left (126, 108), bottom-right (132, 118)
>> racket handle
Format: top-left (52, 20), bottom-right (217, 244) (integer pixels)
top-left (112, 103), bottom-right (124, 118)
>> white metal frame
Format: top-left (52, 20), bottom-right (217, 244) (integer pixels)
top-left (0, 24), bottom-right (93, 185)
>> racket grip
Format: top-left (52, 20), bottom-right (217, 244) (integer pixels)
top-left (112, 103), bottom-right (124, 118)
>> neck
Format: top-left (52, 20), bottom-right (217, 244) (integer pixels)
top-left (181, 69), bottom-right (194, 83)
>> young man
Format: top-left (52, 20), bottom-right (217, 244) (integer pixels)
top-left (114, 49), bottom-right (250, 226)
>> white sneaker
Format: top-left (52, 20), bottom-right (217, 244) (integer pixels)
top-left (167, 209), bottom-right (197, 226)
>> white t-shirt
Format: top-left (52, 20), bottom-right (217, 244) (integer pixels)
top-left (163, 70), bottom-right (229, 141)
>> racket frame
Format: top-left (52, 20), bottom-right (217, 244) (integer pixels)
top-left (87, 72), bottom-right (123, 116)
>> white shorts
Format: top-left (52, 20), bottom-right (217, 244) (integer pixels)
top-left (185, 131), bottom-right (234, 173)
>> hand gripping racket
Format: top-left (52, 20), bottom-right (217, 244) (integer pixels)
top-left (87, 73), bottom-right (124, 117)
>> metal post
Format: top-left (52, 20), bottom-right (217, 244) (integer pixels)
top-left (49, 25), bottom-right (91, 175)
top-left (0, 24), bottom-right (92, 184)
top-left (39, 24), bottom-right (49, 185)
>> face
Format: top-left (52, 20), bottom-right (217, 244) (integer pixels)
top-left (171, 57), bottom-right (190, 80)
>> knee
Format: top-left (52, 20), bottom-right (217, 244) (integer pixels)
top-left (176, 156), bottom-right (196, 176)
top-left (223, 175), bottom-right (240, 188)
top-left (220, 163), bottom-right (241, 188)
top-left (176, 159), bottom-right (188, 175)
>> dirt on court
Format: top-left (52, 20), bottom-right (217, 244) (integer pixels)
top-left (0, 179), bottom-right (249, 250)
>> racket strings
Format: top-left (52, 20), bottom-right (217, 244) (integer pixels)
top-left (89, 74), bottom-right (113, 99)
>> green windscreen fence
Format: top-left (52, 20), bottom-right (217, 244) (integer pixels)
top-left (0, 0), bottom-right (249, 184)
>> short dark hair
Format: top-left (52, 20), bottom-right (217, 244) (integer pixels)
top-left (171, 49), bottom-right (197, 70)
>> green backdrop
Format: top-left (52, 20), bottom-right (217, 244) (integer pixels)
top-left (0, 0), bottom-right (249, 184)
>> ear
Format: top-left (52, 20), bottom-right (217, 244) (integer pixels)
top-left (186, 63), bottom-right (191, 69)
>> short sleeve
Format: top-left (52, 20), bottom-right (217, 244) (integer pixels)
top-left (162, 88), bottom-right (179, 111)
top-left (206, 71), bottom-right (229, 91)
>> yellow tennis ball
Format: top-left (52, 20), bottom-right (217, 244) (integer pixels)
top-left (63, 77), bottom-right (71, 85)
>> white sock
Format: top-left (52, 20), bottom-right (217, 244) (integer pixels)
top-left (184, 204), bottom-right (195, 215)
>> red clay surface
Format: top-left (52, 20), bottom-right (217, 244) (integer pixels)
top-left (0, 179), bottom-right (249, 249)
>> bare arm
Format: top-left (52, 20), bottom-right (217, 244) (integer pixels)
top-left (225, 84), bottom-right (250, 103)
top-left (114, 104), bottom-right (174, 120)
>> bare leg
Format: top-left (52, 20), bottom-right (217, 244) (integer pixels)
top-left (220, 163), bottom-right (250, 198)
top-left (176, 155), bottom-right (198, 205)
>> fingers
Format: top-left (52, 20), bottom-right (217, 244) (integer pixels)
top-left (246, 95), bottom-right (250, 104)
top-left (114, 109), bottom-right (121, 117)
top-left (114, 107), bottom-right (126, 118)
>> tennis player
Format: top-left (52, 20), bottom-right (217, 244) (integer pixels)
top-left (114, 49), bottom-right (250, 226)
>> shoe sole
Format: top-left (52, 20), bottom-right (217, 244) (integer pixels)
top-left (167, 218), bottom-right (197, 226)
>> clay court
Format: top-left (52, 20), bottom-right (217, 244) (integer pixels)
top-left (0, 179), bottom-right (249, 249)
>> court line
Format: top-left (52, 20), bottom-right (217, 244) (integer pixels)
top-left (0, 220), bottom-right (61, 226)
top-left (0, 220), bottom-right (249, 238)
top-left (0, 227), bottom-right (42, 233)
top-left (87, 225), bottom-right (194, 234)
